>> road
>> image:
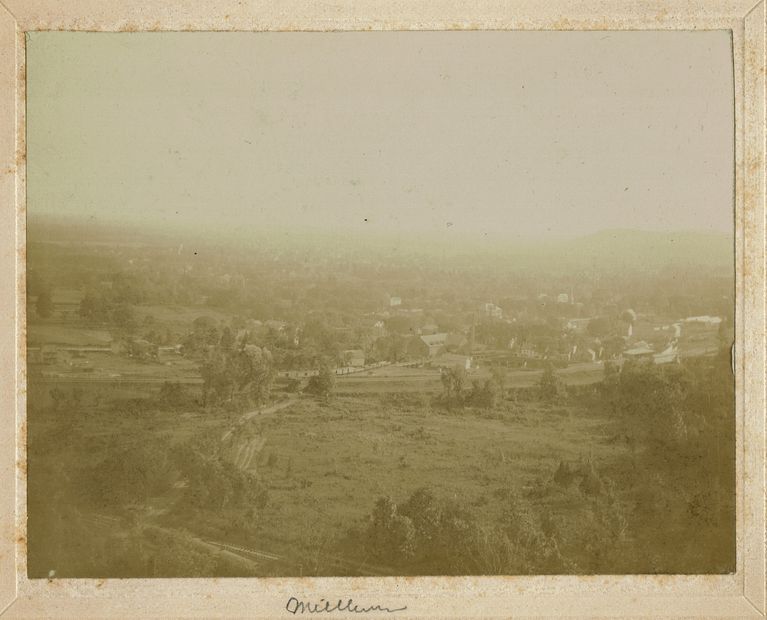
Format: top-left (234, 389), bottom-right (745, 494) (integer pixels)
top-left (81, 511), bottom-right (391, 576)
top-left (221, 394), bottom-right (298, 442)
top-left (203, 538), bottom-right (394, 576)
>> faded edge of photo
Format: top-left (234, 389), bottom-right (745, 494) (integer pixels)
top-left (0, 2), bottom-right (763, 616)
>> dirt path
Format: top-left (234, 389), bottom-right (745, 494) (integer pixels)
top-left (234, 436), bottom-right (266, 470)
top-left (221, 395), bottom-right (298, 442)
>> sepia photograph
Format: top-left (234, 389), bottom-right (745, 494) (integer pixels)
top-left (22, 29), bottom-right (741, 581)
top-left (0, 0), bottom-right (764, 615)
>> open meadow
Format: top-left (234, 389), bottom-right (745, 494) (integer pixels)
top-left (28, 343), bottom-right (735, 578)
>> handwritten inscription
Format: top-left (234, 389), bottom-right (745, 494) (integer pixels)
top-left (286, 597), bottom-right (407, 615)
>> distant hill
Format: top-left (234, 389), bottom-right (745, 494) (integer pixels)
top-left (27, 213), bottom-right (734, 273)
top-left (562, 229), bottom-right (733, 270)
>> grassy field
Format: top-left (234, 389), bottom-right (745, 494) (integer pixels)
top-left (29, 349), bottom-right (202, 385)
top-left (27, 323), bottom-right (113, 346)
top-left (27, 378), bottom-right (218, 444)
top-left (189, 394), bottom-right (628, 563)
top-left (334, 362), bottom-right (606, 394)
top-left (134, 304), bottom-right (235, 333)
top-left (28, 353), bottom-right (734, 577)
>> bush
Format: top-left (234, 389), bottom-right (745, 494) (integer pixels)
top-left (158, 382), bottom-right (191, 408)
top-left (351, 488), bottom-right (570, 575)
top-left (305, 366), bottom-right (335, 398)
top-left (553, 460), bottom-right (576, 487)
top-left (85, 436), bottom-right (176, 507)
top-left (537, 363), bottom-right (562, 402)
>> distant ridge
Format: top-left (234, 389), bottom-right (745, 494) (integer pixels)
top-left (564, 228), bottom-right (733, 268)
top-left (27, 213), bottom-right (734, 272)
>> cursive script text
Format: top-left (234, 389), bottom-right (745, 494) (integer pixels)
top-left (286, 596), bottom-right (407, 615)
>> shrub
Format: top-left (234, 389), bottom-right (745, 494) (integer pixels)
top-left (352, 488), bottom-right (570, 575)
top-left (305, 366), bottom-right (335, 398)
top-left (553, 460), bottom-right (576, 487)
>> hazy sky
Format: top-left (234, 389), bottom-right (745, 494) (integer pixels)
top-left (27, 31), bottom-right (734, 238)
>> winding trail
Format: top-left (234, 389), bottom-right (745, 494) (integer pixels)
top-left (221, 395), bottom-right (298, 442)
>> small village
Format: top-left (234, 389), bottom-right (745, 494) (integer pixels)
top-left (27, 270), bottom-right (728, 394)
top-left (26, 225), bottom-right (735, 579)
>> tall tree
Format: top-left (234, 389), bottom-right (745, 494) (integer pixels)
top-left (306, 364), bottom-right (335, 399)
top-left (538, 363), bottom-right (560, 402)
top-left (441, 366), bottom-right (466, 408)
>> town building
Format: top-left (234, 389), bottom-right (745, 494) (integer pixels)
top-left (410, 333), bottom-right (448, 357)
top-left (408, 332), bottom-right (468, 358)
top-left (342, 349), bottom-right (366, 368)
top-left (482, 303), bottom-right (503, 319)
top-left (432, 353), bottom-right (472, 371)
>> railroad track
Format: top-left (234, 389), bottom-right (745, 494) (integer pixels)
top-left (81, 511), bottom-right (393, 577)
top-left (204, 539), bottom-right (394, 576)
top-left (204, 539), bottom-right (283, 562)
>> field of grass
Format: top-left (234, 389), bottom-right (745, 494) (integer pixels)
top-left (334, 362), bottom-right (606, 394)
top-left (210, 394), bottom-right (627, 560)
top-left (27, 378), bottom-right (217, 443)
top-left (134, 304), bottom-right (234, 333)
top-left (27, 323), bottom-right (113, 346)
top-left (30, 349), bottom-right (202, 386)
top-left (28, 353), bottom-right (734, 577)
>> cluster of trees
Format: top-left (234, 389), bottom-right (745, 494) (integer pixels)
top-left (596, 351), bottom-right (735, 572)
top-left (27, 386), bottom-right (270, 578)
top-left (73, 272), bottom-right (150, 330)
top-left (347, 488), bottom-right (572, 575)
top-left (182, 316), bottom-right (228, 354)
top-left (84, 430), bottom-right (268, 517)
top-left (84, 432), bottom-right (177, 509)
top-left (199, 344), bottom-right (275, 407)
top-left (184, 314), bottom-right (355, 374)
top-left (475, 314), bottom-right (632, 361)
top-left (305, 365), bottom-right (336, 399)
top-left (538, 363), bottom-right (564, 402)
top-left (356, 352), bottom-right (735, 575)
top-left (439, 365), bottom-right (506, 409)
top-left (182, 318), bottom-right (276, 407)
top-left (475, 319), bottom-right (562, 351)
top-left (601, 352), bottom-right (733, 464)
top-left (369, 333), bottom-right (410, 363)
top-left (277, 347), bottom-right (330, 372)
top-left (79, 290), bottom-right (137, 329)
top-left (173, 439), bottom-right (269, 513)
